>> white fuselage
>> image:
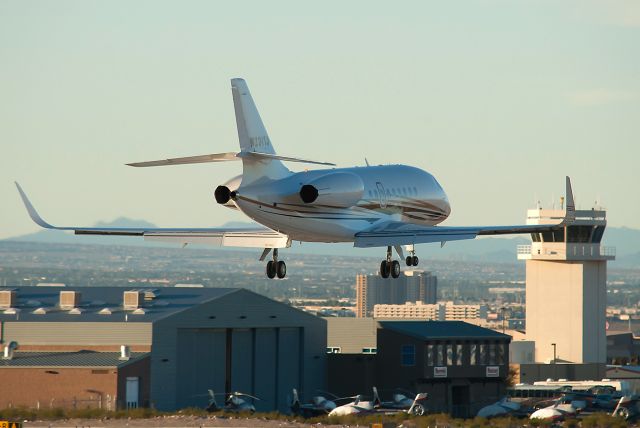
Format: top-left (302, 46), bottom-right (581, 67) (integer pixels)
top-left (227, 165), bottom-right (450, 243)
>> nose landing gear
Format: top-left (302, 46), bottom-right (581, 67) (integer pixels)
top-left (405, 247), bottom-right (419, 266)
top-left (265, 248), bottom-right (286, 279)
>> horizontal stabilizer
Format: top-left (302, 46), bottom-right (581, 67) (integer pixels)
top-left (127, 151), bottom-right (335, 167)
top-left (240, 151), bottom-right (335, 166)
top-left (127, 152), bottom-right (239, 167)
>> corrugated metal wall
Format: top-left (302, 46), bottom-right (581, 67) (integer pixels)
top-left (326, 318), bottom-right (377, 353)
top-left (175, 328), bottom-right (226, 409)
top-left (4, 322), bottom-right (152, 345)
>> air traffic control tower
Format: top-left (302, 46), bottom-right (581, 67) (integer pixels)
top-left (517, 204), bottom-right (615, 364)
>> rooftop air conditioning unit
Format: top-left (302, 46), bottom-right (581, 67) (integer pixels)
top-left (120, 345), bottom-right (131, 361)
top-left (0, 290), bottom-right (16, 309)
top-left (123, 291), bottom-right (143, 310)
top-left (59, 290), bottom-right (81, 310)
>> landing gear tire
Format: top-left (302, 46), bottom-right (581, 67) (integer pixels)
top-left (380, 260), bottom-right (390, 278)
top-left (276, 261), bottom-right (287, 279)
top-left (616, 407), bottom-right (630, 420)
top-left (411, 403), bottom-right (425, 416)
top-left (412, 255), bottom-right (419, 266)
top-left (266, 261), bottom-right (276, 279)
top-left (391, 260), bottom-right (401, 278)
top-left (406, 256), bottom-right (413, 266)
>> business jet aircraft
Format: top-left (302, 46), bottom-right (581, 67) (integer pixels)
top-left (15, 78), bottom-right (576, 279)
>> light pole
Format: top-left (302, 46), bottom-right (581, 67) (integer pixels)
top-left (500, 307), bottom-right (507, 334)
top-left (551, 342), bottom-right (557, 379)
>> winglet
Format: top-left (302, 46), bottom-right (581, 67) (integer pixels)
top-left (14, 182), bottom-right (55, 229)
top-left (565, 176), bottom-right (575, 224)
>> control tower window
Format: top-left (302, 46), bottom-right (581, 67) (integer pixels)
top-left (567, 225), bottom-right (593, 243)
top-left (592, 225), bottom-right (605, 243)
top-left (553, 229), bottom-right (565, 242)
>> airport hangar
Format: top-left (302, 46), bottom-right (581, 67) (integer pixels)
top-left (0, 286), bottom-right (326, 411)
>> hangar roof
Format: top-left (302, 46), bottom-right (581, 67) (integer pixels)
top-left (0, 286), bottom-right (237, 323)
top-left (380, 320), bottom-right (511, 341)
top-left (0, 350), bottom-right (148, 368)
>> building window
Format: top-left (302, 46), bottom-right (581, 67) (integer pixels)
top-left (362, 347), bottom-right (377, 354)
top-left (427, 344), bottom-right (434, 366)
top-left (470, 343), bottom-right (477, 365)
top-left (436, 344), bottom-right (444, 366)
top-left (326, 347), bottom-right (341, 354)
top-left (489, 343), bottom-right (496, 365)
top-left (456, 344), bottom-right (463, 366)
top-left (480, 343), bottom-right (487, 365)
top-left (401, 344), bottom-right (416, 366)
top-left (498, 343), bottom-right (506, 364)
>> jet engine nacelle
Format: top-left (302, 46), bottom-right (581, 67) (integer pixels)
top-left (215, 174), bottom-right (242, 208)
top-left (299, 172), bottom-right (365, 207)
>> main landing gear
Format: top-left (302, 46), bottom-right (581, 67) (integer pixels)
top-left (380, 246), bottom-right (401, 279)
top-left (265, 248), bottom-right (286, 279)
top-left (379, 245), bottom-right (419, 279)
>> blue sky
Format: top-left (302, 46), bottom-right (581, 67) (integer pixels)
top-left (1, 0), bottom-right (639, 239)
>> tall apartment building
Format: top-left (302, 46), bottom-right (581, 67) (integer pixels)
top-left (373, 301), bottom-right (487, 320)
top-left (356, 270), bottom-right (437, 318)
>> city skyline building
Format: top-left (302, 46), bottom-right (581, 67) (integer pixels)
top-left (373, 301), bottom-right (487, 320)
top-left (356, 270), bottom-right (437, 317)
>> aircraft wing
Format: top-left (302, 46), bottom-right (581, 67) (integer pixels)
top-left (354, 177), bottom-right (575, 248)
top-left (15, 182), bottom-right (289, 249)
top-left (354, 222), bottom-right (566, 247)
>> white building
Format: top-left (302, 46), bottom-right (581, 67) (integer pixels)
top-left (519, 207), bottom-right (615, 364)
top-left (373, 301), bottom-right (487, 320)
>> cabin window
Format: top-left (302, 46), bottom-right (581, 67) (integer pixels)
top-left (456, 344), bottom-right (463, 366)
top-left (446, 344), bottom-right (454, 366)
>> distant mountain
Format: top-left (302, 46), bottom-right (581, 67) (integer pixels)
top-left (6, 218), bottom-right (638, 264)
top-left (9, 217), bottom-right (162, 247)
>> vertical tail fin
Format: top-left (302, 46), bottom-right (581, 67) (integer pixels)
top-left (231, 78), bottom-right (290, 184)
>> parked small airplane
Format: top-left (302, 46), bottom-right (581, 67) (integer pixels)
top-left (205, 390), bottom-right (259, 413)
top-left (476, 397), bottom-right (524, 418)
top-left (15, 78), bottom-right (576, 279)
top-left (328, 389), bottom-right (427, 417)
top-left (529, 400), bottom-right (580, 421)
top-left (290, 388), bottom-right (337, 417)
top-left (372, 386), bottom-right (428, 416)
top-left (612, 395), bottom-right (640, 421)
